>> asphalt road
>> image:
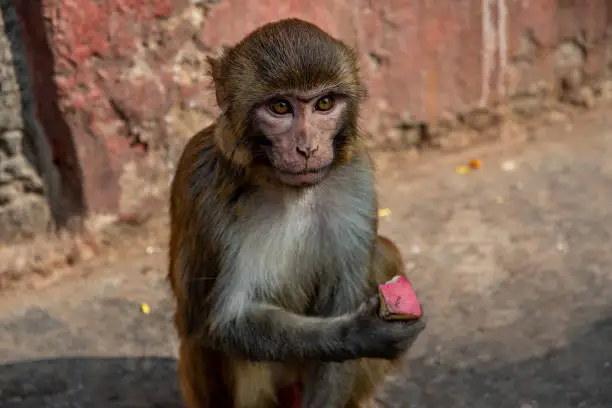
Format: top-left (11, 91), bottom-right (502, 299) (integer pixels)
top-left (1, 113), bottom-right (612, 407)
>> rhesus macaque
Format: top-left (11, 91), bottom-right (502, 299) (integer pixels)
top-left (168, 18), bottom-right (426, 408)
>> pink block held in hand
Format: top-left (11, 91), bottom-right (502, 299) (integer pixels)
top-left (378, 275), bottom-right (422, 320)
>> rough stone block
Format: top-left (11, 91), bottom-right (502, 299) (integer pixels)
top-left (0, 130), bottom-right (22, 155)
top-left (0, 195), bottom-right (50, 241)
top-left (0, 183), bottom-right (20, 205)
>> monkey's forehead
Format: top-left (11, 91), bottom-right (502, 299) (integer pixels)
top-left (224, 51), bottom-right (360, 101)
top-left (223, 22), bottom-right (360, 93)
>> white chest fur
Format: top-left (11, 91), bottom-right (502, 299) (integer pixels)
top-left (210, 164), bottom-right (376, 325)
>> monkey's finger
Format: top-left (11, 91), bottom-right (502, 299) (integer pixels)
top-left (396, 304), bottom-right (427, 327)
top-left (399, 322), bottom-right (427, 350)
top-left (410, 305), bottom-right (428, 329)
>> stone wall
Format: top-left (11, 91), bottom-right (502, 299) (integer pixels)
top-left (4, 0), bottom-right (612, 240)
top-left (0, 1), bottom-right (62, 242)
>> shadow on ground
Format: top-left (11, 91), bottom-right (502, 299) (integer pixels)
top-left (389, 313), bottom-right (612, 408)
top-left (0, 356), bottom-right (181, 408)
top-left (1, 315), bottom-right (611, 408)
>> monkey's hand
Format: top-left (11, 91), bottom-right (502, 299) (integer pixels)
top-left (346, 296), bottom-right (427, 360)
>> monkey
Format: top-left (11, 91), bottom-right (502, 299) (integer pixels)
top-left (168, 18), bottom-right (426, 408)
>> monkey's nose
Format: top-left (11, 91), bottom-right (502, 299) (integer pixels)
top-left (296, 145), bottom-right (318, 159)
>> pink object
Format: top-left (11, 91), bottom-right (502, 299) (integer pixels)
top-left (378, 275), bottom-right (422, 320)
top-left (278, 383), bottom-right (302, 408)
top-left (292, 392), bottom-right (301, 408)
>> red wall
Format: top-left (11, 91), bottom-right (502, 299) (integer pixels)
top-left (14, 0), bottom-right (612, 214)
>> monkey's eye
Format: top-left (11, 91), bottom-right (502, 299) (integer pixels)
top-left (269, 100), bottom-right (291, 115)
top-left (315, 95), bottom-right (335, 111)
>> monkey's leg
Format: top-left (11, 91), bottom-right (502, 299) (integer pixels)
top-left (229, 361), bottom-right (278, 408)
top-left (177, 340), bottom-right (233, 408)
top-left (178, 340), bottom-right (209, 408)
top-left (346, 358), bottom-right (400, 408)
top-left (370, 235), bottom-right (406, 284)
top-left (301, 361), bottom-right (359, 408)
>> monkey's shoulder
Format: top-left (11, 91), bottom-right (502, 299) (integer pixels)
top-left (172, 124), bottom-right (246, 201)
top-left (176, 123), bottom-right (217, 165)
top-left (325, 150), bottom-right (377, 200)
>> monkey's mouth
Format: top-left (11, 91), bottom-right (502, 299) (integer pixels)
top-left (276, 165), bottom-right (331, 186)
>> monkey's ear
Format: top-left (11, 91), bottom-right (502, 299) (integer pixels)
top-left (207, 45), bottom-right (232, 111)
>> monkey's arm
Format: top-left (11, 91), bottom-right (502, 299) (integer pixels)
top-left (204, 257), bottom-right (425, 365)
top-left (209, 303), bottom-right (371, 362)
top-left (205, 295), bottom-right (423, 363)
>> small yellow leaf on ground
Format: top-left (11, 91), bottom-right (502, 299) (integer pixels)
top-left (378, 208), bottom-right (391, 217)
top-left (140, 303), bottom-right (151, 314)
top-left (456, 165), bottom-right (470, 175)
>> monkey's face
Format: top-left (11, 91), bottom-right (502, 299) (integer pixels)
top-left (254, 91), bottom-right (347, 187)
